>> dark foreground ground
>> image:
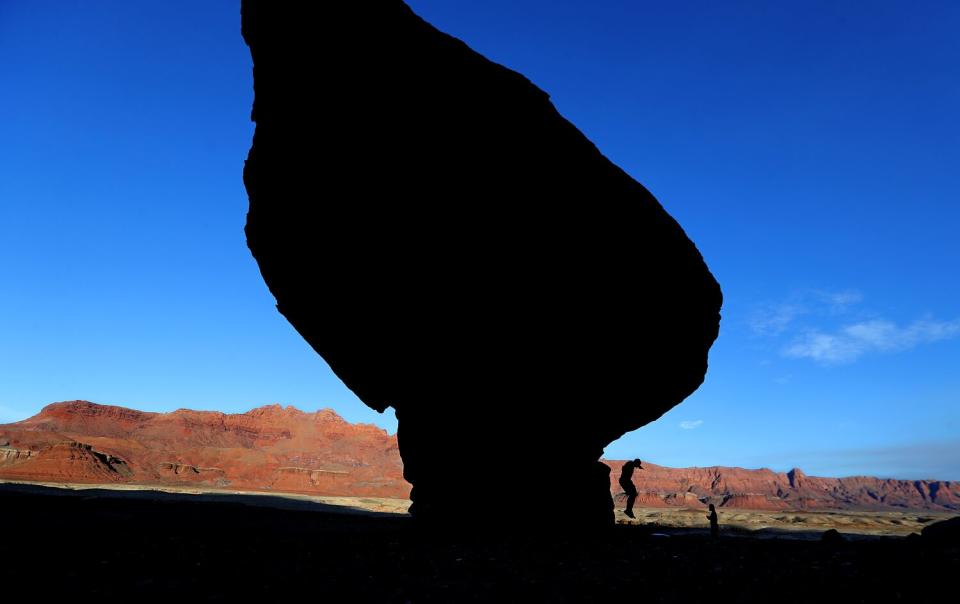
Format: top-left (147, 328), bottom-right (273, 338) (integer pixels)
top-left (2, 484), bottom-right (956, 602)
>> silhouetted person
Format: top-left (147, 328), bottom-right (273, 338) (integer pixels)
top-left (618, 459), bottom-right (643, 518)
top-left (707, 504), bottom-right (719, 538)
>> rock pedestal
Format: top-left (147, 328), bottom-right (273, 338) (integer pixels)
top-left (242, 1), bottom-right (722, 528)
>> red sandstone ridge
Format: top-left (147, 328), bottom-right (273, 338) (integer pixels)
top-left (1, 401), bottom-right (957, 512)
top-left (605, 460), bottom-right (960, 512)
top-left (0, 400), bottom-right (408, 498)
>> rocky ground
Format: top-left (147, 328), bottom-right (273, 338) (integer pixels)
top-left (615, 506), bottom-right (953, 538)
top-left (3, 482), bottom-right (956, 601)
top-left (5, 480), bottom-right (952, 538)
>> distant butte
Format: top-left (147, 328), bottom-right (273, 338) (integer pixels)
top-left (2, 401), bottom-right (957, 513)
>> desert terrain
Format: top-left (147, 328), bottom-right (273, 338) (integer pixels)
top-left (3, 478), bottom-right (953, 539)
top-left (2, 402), bottom-right (958, 599)
top-left (615, 505), bottom-right (952, 539)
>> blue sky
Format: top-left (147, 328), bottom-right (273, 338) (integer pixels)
top-left (1, 1), bottom-right (958, 480)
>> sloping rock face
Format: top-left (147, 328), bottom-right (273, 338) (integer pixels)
top-left (241, 1), bottom-right (722, 527)
top-left (0, 401), bottom-right (406, 497)
top-left (0, 441), bottom-right (131, 483)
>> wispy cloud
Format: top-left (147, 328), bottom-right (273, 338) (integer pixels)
top-left (679, 420), bottom-right (704, 430)
top-left (813, 289), bottom-right (863, 311)
top-left (749, 303), bottom-right (804, 336)
top-left (749, 289), bottom-right (862, 337)
top-left (768, 440), bottom-right (960, 481)
top-left (751, 290), bottom-right (959, 365)
top-left (828, 441), bottom-right (960, 480)
top-left (784, 318), bottom-right (960, 364)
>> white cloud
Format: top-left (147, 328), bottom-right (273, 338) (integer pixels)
top-left (749, 303), bottom-right (804, 336)
top-left (784, 318), bottom-right (960, 364)
top-left (751, 290), bottom-right (864, 338)
top-left (679, 420), bottom-right (704, 430)
top-left (814, 289), bottom-right (863, 310)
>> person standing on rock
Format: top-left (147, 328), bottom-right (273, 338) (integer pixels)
top-left (707, 504), bottom-right (719, 538)
top-left (618, 459), bottom-right (643, 518)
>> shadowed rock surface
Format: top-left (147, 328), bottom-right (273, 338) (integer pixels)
top-left (3, 484), bottom-right (958, 601)
top-left (241, 1), bottom-right (722, 527)
top-left (922, 516), bottom-right (960, 543)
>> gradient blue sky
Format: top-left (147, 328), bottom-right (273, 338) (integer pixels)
top-left (2, 1), bottom-right (958, 480)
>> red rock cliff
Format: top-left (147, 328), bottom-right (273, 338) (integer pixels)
top-left (0, 400), bottom-right (407, 498)
top-left (606, 460), bottom-right (960, 512)
top-left (2, 402), bottom-right (956, 511)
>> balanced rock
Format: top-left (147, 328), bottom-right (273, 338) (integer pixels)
top-left (241, 1), bottom-right (722, 528)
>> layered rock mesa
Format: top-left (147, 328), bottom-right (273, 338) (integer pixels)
top-left (241, 1), bottom-right (722, 528)
top-left (0, 400), bottom-right (406, 497)
top-left (605, 461), bottom-right (960, 512)
top-left (1, 402), bottom-right (957, 512)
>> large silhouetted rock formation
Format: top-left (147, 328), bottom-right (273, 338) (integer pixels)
top-left (241, 1), bottom-right (722, 528)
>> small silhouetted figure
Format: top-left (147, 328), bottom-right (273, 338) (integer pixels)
top-left (618, 458), bottom-right (643, 518)
top-left (707, 504), bottom-right (719, 538)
